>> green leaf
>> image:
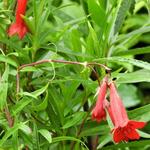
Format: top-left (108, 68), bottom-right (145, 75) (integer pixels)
top-left (138, 130), bottom-right (150, 139)
top-left (96, 57), bottom-right (150, 71)
top-left (0, 39), bottom-right (21, 52)
top-left (86, 22), bottom-right (101, 57)
top-left (20, 66), bottom-right (39, 72)
top-left (19, 92), bottom-right (37, 99)
top-left (52, 0), bottom-right (62, 7)
top-left (60, 80), bottom-right (80, 102)
top-left (19, 124), bottom-right (32, 135)
top-left (118, 84), bottom-right (141, 108)
top-left (0, 55), bottom-right (18, 67)
top-left (116, 26), bottom-right (150, 43)
top-left (52, 136), bottom-right (89, 150)
top-left (88, 0), bottom-right (106, 28)
top-left (114, 0), bottom-right (133, 34)
top-left (129, 104), bottom-right (150, 122)
top-left (46, 89), bottom-right (62, 134)
top-left (32, 91), bottom-right (48, 111)
top-left (31, 83), bottom-right (49, 97)
top-left (115, 69), bottom-right (150, 83)
top-left (101, 140), bottom-right (150, 149)
top-left (32, 123), bottom-right (40, 150)
top-left (39, 129), bottom-right (52, 143)
top-left (22, 15), bottom-right (34, 34)
top-left (20, 83), bottom-right (49, 99)
top-left (62, 112), bottom-right (86, 129)
top-left (11, 97), bottom-right (32, 116)
top-left (114, 46), bottom-right (150, 56)
top-left (97, 134), bottom-right (112, 149)
top-left (129, 0), bottom-right (136, 13)
top-left (0, 122), bottom-right (25, 146)
top-left (0, 65), bottom-right (9, 110)
top-left (80, 123), bottom-right (109, 137)
top-left (48, 86), bottom-right (64, 122)
top-left (70, 29), bottom-right (82, 53)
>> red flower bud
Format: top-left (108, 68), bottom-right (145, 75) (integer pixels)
top-left (108, 82), bottom-right (146, 143)
top-left (7, 0), bottom-right (28, 39)
top-left (92, 76), bottom-right (108, 122)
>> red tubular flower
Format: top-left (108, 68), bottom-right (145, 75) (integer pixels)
top-left (7, 0), bottom-right (28, 39)
top-left (92, 76), bottom-right (108, 122)
top-left (108, 82), bottom-right (146, 143)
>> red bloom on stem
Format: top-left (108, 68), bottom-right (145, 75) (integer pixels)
top-left (7, 0), bottom-right (28, 39)
top-left (109, 82), bottom-right (146, 143)
top-left (92, 76), bottom-right (108, 122)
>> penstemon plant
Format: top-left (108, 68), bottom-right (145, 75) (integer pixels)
top-left (0, 0), bottom-right (150, 149)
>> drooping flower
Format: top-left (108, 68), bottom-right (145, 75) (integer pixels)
top-left (108, 82), bottom-right (146, 143)
top-left (7, 0), bottom-right (28, 39)
top-left (91, 76), bottom-right (108, 122)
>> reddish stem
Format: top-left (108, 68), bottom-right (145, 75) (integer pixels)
top-left (16, 59), bottom-right (111, 93)
top-left (4, 107), bottom-right (14, 127)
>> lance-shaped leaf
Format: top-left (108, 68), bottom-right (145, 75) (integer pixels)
top-left (0, 65), bottom-right (9, 110)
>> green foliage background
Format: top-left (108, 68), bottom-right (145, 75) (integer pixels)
top-left (0, 0), bottom-right (150, 149)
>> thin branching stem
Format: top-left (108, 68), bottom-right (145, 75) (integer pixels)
top-left (16, 59), bottom-right (111, 93)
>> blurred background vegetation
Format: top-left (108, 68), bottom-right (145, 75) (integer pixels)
top-left (0, 0), bottom-right (150, 149)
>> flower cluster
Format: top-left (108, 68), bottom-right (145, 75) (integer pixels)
top-left (7, 0), bottom-right (29, 39)
top-left (92, 76), bottom-right (146, 143)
